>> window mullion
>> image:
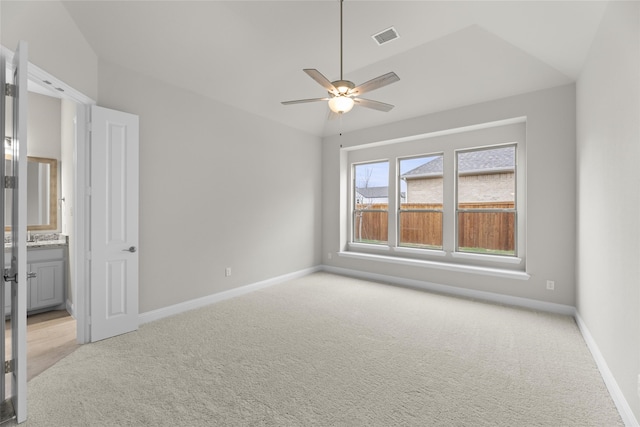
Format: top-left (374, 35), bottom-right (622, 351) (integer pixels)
top-left (442, 149), bottom-right (456, 254)
top-left (387, 158), bottom-right (398, 248)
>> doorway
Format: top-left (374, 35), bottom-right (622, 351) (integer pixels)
top-left (4, 43), bottom-right (140, 349)
top-left (10, 54), bottom-right (96, 346)
top-left (2, 79), bottom-right (83, 382)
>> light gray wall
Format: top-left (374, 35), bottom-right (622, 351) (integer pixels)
top-left (27, 92), bottom-right (61, 160)
top-left (96, 60), bottom-right (322, 313)
top-left (576, 1), bottom-right (640, 420)
top-left (323, 84), bottom-right (577, 306)
top-left (1, 1), bottom-right (98, 101)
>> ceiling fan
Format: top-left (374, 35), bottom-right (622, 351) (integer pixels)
top-left (281, 0), bottom-right (400, 115)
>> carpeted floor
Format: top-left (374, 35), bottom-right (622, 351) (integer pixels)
top-left (11, 272), bottom-right (623, 426)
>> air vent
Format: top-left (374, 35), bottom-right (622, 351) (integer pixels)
top-left (372, 27), bottom-right (399, 46)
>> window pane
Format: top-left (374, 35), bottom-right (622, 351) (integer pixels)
top-left (399, 211), bottom-right (442, 249)
top-left (354, 161), bottom-right (389, 205)
top-left (458, 211), bottom-right (515, 255)
top-left (399, 155), bottom-right (443, 249)
top-left (400, 155), bottom-right (443, 206)
top-left (353, 161), bottom-right (389, 245)
top-left (353, 211), bottom-right (388, 244)
top-left (456, 145), bottom-right (516, 256)
top-left (457, 146), bottom-right (515, 207)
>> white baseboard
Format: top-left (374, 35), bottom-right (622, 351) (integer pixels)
top-left (66, 299), bottom-right (75, 319)
top-left (575, 312), bottom-right (639, 427)
top-left (321, 265), bottom-right (575, 315)
top-left (138, 266), bottom-right (322, 325)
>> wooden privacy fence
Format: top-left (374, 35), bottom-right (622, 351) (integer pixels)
top-left (354, 202), bottom-right (515, 252)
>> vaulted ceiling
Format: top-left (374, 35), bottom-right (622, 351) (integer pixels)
top-left (61, 1), bottom-right (608, 137)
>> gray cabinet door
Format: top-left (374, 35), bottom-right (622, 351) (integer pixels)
top-left (28, 260), bottom-right (64, 310)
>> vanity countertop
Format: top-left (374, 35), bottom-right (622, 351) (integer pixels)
top-left (26, 239), bottom-right (68, 249)
top-left (4, 239), bottom-right (68, 250)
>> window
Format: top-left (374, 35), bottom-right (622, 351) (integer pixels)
top-left (456, 145), bottom-right (516, 256)
top-left (353, 161), bottom-right (389, 245)
top-left (345, 121), bottom-right (525, 270)
top-left (399, 154), bottom-right (443, 250)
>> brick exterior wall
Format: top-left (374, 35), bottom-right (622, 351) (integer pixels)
top-left (405, 177), bottom-right (444, 204)
top-left (405, 172), bottom-right (514, 204)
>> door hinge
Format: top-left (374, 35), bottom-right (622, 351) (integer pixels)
top-left (4, 360), bottom-right (13, 374)
top-left (3, 268), bottom-right (16, 283)
top-left (4, 176), bottom-right (16, 189)
top-left (4, 83), bottom-right (16, 97)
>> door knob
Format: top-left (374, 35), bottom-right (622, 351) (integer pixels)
top-left (122, 246), bottom-right (137, 253)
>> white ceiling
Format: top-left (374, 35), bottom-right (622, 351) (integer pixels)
top-left (61, 1), bottom-right (608, 137)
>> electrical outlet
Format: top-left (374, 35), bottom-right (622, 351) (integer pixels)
top-left (327, 252), bottom-right (332, 260)
top-left (225, 267), bottom-right (231, 277)
top-left (546, 280), bottom-right (555, 290)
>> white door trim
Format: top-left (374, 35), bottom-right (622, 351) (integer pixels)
top-left (2, 44), bottom-right (96, 344)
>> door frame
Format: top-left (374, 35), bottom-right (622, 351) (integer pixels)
top-left (2, 45), bottom-right (95, 344)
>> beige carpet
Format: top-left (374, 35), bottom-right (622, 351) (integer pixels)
top-left (12, 272), bottom-right (622, 426)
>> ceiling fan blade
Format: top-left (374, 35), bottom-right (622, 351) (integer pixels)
top-left (281, 97), bottom-right (329, 105)
top-left (353, 98), bottom-right (395, 112)
top-left (304, 69), bottom-right (338, 94)
top-left (350, 72), bottom-right (400, 96)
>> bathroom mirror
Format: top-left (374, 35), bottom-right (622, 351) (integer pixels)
top-left (4, 156), bottom-right (58, 231)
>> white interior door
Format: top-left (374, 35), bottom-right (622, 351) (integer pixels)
top-left (0, 41), bottom-right (28, 424)
top-left (90, 105), bottom-right (139, 342)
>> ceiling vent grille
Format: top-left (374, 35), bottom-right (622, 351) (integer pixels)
top-left (372, 27), bottom-right (399, 46)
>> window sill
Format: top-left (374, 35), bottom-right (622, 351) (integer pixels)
top-left (338, 250), bottom-right (530, 281)
top-left (394, 246), bottom-right (447, 257)
top-left (451, 251), bottom-right (522, 265)
top-left (347, 243), bottom-right (447, 258)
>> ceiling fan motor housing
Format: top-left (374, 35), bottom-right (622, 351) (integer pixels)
top-left (331, 80), bottom-right (355, 95)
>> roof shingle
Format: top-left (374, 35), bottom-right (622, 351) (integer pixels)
top-left (402, 146), bottom-right (515, 179)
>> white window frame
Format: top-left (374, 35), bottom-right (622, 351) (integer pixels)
top-left (343, 121), bottom-right (526, 274)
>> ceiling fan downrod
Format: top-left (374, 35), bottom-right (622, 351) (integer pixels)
top-left (339, 0), bottom-right (344, 81)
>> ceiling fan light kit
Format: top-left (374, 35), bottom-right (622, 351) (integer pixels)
top-left (282, 0), bottom-right (399, 116)
top-left (328, 96), bottom-right (355, 114)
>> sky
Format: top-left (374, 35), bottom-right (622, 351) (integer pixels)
top-left (355, 156), bottom-right (433, 190)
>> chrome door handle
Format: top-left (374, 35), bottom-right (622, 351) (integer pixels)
top-left (27, 272), bottom-right (37, 279)
top-left (122, 246), bottom-right (137, 253)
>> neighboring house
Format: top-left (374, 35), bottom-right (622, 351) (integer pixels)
top-left (355, 186), bottom-right (406, 205)
top-left (401, 147), bottom-right (515, 204)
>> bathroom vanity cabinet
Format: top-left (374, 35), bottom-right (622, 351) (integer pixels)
top-left (4, 246), bottom-right (66, 314)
